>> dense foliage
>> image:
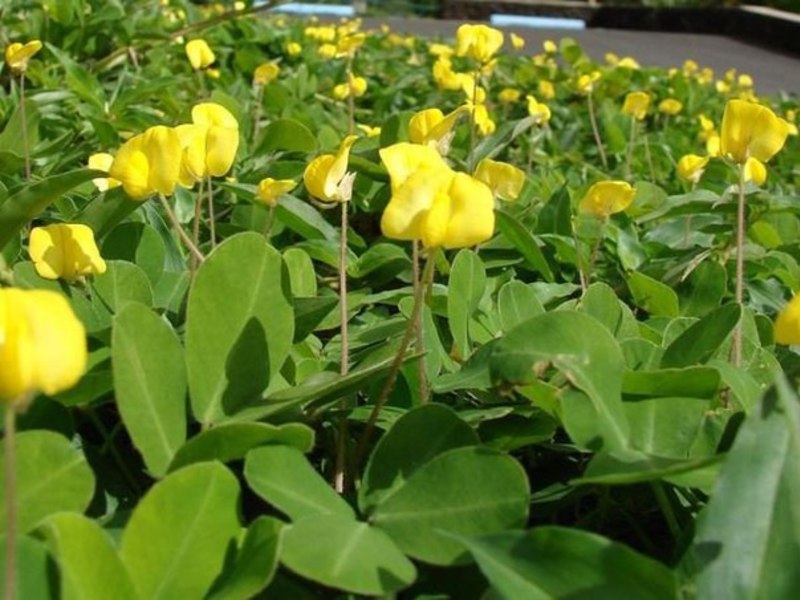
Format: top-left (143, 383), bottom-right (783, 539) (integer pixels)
top-left (1, 1), bottom-right (800, 599)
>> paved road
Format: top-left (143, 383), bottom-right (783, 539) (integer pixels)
top-left (364, 16), bottom-right (800, 96)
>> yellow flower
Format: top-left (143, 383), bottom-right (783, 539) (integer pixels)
top-left (658, 98), bottom-right (683, 115)
top-left (432, 58), bottom-right (472, 91)
top-left (206, 68), bottom-right (221, 80)
top-left (379, 143), bottom-right (495, 249)
top-left (579, 181), bottom-right (636, 219)
top-left (622, 91), bottom-right (651, 120)
top-left (88, 152), bottom-right (121, 192)
top-left (253, 62), bottom-right (280, 86)
top-left (543, 40), bottom-right (557, 54)
top-left (305, 26), bottom-right (336, 42)
top-left (454, 24), bottom-right (504, 64)
top-left (697, 68), bottom-right (714, 85)
top-left (287, 42), bottom-right (302, 56)
top-left (0, 288), bottom-right (87, 402)
top-left (538, 80), bottom-right (555, 100)
top-left (743, 156), bottom-right (767, 186)
top-left (576, 71), bottom-right (601, 95)
top-left (617, 57), bottom-right (640, 70)
top-left (470, 103), bottom-right (496, 136)
top-left (5, 40), bottom-right (42, 72)
top-left (409, 107), bottom-right (467, 151)
top-left (357, 124), bottom-right (381, 137)
top-left (683, 59), bottom-right (699, 75)
top-left (698, 114), bottom-right (716, 141)
top-left (775, 293), bottom-right (800, 345)
top-left (176, 102), bottom-right (240, 186)
top-left (706, 134), bottom-right (721, 157)
top-left (318, 43), bottom-right (337, 59)
top-left (304, 135), bottom-right (358, 203)
top-left (332, 74), bottom-right (366, 100)
top-left (256, 177), bottom-right (297, 208)
top-left (473, 158), bottom-right (525, 202)
top-left (498, 88), bottom-right (521, 104)
top-left (109, 125), bottom-right (183, 200)
top-left (511, 33), bottom-right (525, 50)
top-left (428, 43), bottom-right (453, 58)
top-left (185, 39), bottom-right (215, 70)
top-left (337, 32), bottom-right (366, 57)
top-left (719, 99), bottom-right (790, 165)
top-left (526, 95), bottom-right (551, 125)
top-left (716, 80), bottom-right (731, 94)
top-left (738, 73), bottom-right (753, 88)
top-left (605, 52), bottom-right (619, 66)
top-left (676, 154), bottom-right (709, 184)
top-left (29, 224), bottom-right (107, 283)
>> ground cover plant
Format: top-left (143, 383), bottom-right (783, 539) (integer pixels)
top-left (1, 1), bottom-right (800, 598)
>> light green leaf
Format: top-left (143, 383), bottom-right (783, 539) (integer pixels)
top-left (244, 445), bottom-right (354, 521)
top-left (0, 430), bottom-right (94, 535)
top-left (496, 210), bottom-right (555, 282)
top-left (280, 514), bottom-right (416, 596)
top-left (627, 271), bottom-right (679, 317)
top-left (359, 404), bottom-right (478, 512)
top-left (448, 249), bottom-right (486, 358)
top-left (186, 232), bottom-right (294, 424)
top-left (112, 303), bottom-right (186, 477)
top-left (661, 303), bottom-right (741, 368)
top-left (497, 280), bottom-right (544, 332)
top-left (39, 512), bottom-right (137, 600)
top-left (120, 462), bottom-right (241, 600)
top-left (371, 446), bottom-right (529, 565)
top-left (93, 260), bottom-right (153, 312)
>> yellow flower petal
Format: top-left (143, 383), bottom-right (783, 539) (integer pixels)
top-left (5, 40), bottom-right (42, 71)
top-left (658, 98), bottom-right (683, 115)
top-left (256, 177), bottom-right (297, 207)
top-left (775, 293), bottom-right (800, 345)
top-left (253, 62), bottom-right (280, 86)
top-left (304, 135), bottom-right (358, 202)
top-left (720, 99), bottom-right (790, 164)
top-left (29, 224), bottom-right (106, 283)
top-left (743, 156), bottom-right (767, 186)
top-left (0, 288), bottom-right (87, 400)
top-left (676, 154), bottom-right (709, 184)
top-left (622, 92), bottom-right (651, 120)
top-left (454, 24), bottom-right (504, 64)
top-left (380, 167), bottom-right (454, 242)
top-left (185, 39), bottom-right (215, 69)
top-left (473, 158), bottom-right (525, 202)
top-left (379, 142), bottom-right (448, 193)
top-left (88, 152), bottom-right (121, 192)
top-left (579, 181), bottom-right (636, 219)
top-left (441, 173), bottom-right (495, 248)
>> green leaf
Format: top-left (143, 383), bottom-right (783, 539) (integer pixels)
top-left (496, 210), bottom-right (555, 282)
top-left (0, 99), bottom-right (40, 158)
top-left (280, 514), bottom-right (416, 595)
top-left (284, 247), bottom-right (318, 296)
top-left (120, 462), bottom-right (241, 600)
top-left (578, 452), bottom-right (723, 488)
top-left (371, 447), bottom-right (529, 565)
top-left (244, 445), bottom-right (354, 521)
top-left (624, 396), bottom-right (713, 458)
top-left (448, 249), bottom-right (486, 357)
top-left (459, 527), bottom-right (678, 599)
top-left (276, 195), bottom-right (339, 241)
top-left (623, 367), bottom-right (721, 399)
top-left (38, 513), bottom-right (137, 600)
top-left (208, 517), bottom-right (283, 600)
top-left (580, 282), bottom-right (637, 339)
top-left (661, 303), bottom-right (741, 368)
top-left (683, 378), bottom-right (800, 598)
top-left (627, 271), bottom-right (680, 317)
top-left (47, 43), bottom-right (107, 110)
top-left (257, 119), bottom-right (317, 154)
top-left (292, 296), bottom-right (338, 342)
top-left (75, 187), bottom-right (143, 239)
top-left (112, 303), bottom-right (186, 477)
top-left (497, 280), bottom-right (544, 332)
top-left (0, 430), bottom-right (94, 535)
top-left (186, 232), bottom-right (294, 424)
top-left (490, 311), bottom-right (630, 451)
top-left (102, 222), bottom-right (166, 286)
top-left (169, 422), bottom-right (314, 472)
top-left (0, 534), bottom-right (56, 598)
top-left (359, 404), bottom-right (479, 512)
top-left (93, 260), bottom-right (153, 312)
top-left (0, 169), bottom-right (101, 250)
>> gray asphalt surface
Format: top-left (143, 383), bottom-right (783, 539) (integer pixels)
top-left (364, 16), bottom-right (800, 96)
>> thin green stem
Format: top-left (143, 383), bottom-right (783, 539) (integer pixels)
top-left (20, 75), bottom-right (30, 180)
top-left (253, 84), bottom-right (264, 140)
top-left (587, 91), bottom-right (608, 170)
top-left (732, 162), bottom-right (747, 371)
top-left (643, 131), bottom-right (656, 183)
top-left (157, 194), bottom-right (206, 264)
top-left (190, 177), bottom-right (204, 277)
top-left (334, 200), bottom-right (350, 493)
top-left (355, 251), bottom-right (436, 469)
top-left (412, 240), bottom-right (427, 403)
top-left (573, 219), bottom-right (588, 294)
top-left (207, 176), bottom-right (217, 249)
top-left (651, 481), bottom-right (681, 539)
top-left (467, 68), bottom-right (479, 171)
top-left (346, 57), bottom-right (355, 136)
top-left (4, 403), bottom-right (17, 600)
top-left (625, 117), bottom-right (637, 180)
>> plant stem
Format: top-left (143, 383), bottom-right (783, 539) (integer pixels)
top-left (196, 69), bottom-right (207, 98)
top-left (190, 178), bottom-right (204, 277)
top-left (4, 403), bottom-right (17, 600)
top-left (355, 251), bottom-right (436, 469)
top-left (334, 200), bottom-right (350, 493)
top-left (20, 75), bottom-right (30, 181)
top-left (573, 219), bottom-right (588, 294)
top-left (587, 91), bottom-right (608, 170)
top-left (412, 240), bottom-right (428, 403)
top-left (157, 194), bottom-right (206, 264)
top-left (643, 131), bottom-right (656, 183)
top-left (651, 481), bottom-right (681, 539)
top-left (253, 84), bottom-right (264, 140)
top-left (263, 205), bottom-right (276, 240)
top-left (207, 176), bottom-right (216, 249)
top-left (732, 163), bottom-right (747, 370)
top-left (587, 220), bottom-right (606, 286)
top-left (346, 57), bottom-right (355, 136)
top-left (624, 116), bottom-right (637, 180)
top-left (467, 68), bottom-right (479, 171)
